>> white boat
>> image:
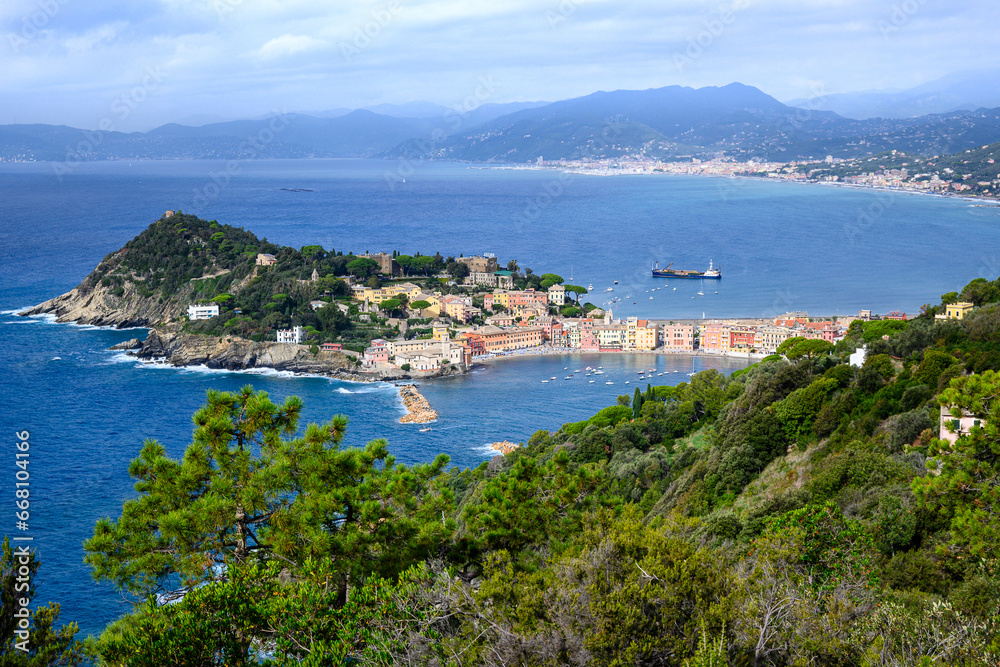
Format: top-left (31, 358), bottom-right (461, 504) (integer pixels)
top-left (606, 381), bottom-right (614, 385)
top-left (697, 291), bottom-right (704, 296)
top-left (550, 376), bottom-right (557, 380)
top-left (649, 296), bottom-right (653, 300)
top-left (672, 287), bottom-right (677, 291)
top-left (542, 380), bottom-right (549, 383)
top-left (589, 380), bottom-right (595, 383)
top-left (418, 427), bottom-right (431, 432)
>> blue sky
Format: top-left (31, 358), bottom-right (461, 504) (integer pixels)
top-left (2, 0), bottom-right (998, 130)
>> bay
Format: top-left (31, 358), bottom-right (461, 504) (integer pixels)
top-left (0, 158), bottom-right (995, 635)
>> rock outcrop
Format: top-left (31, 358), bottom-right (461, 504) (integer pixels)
top-left (109, 338), bottom-right (143, 350)
top-left (20, 281), bottom-right (185, 328)
top-left (489, 441), bottom-right (521, 455)
top-left (134, 329), bottom-right (362, 378)
top-left (398, 385), bottom-right (437, 424)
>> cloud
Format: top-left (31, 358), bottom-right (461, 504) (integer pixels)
top-left (257, 33), bottom-right (325, 60)
top-left (3, 0), bottom-right (1000, 129)
top-left (62, 21), bottom-right (128, 53)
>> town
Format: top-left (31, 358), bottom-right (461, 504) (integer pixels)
top-left (524, 152), bottom-right (1000, 200)
top-left (183, 249), bottom-right (977, 377)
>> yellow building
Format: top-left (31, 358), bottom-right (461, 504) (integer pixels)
top-left (432, 322), bottom-right (450, 341)
top-left (941, 302), bottom-right (974, 320)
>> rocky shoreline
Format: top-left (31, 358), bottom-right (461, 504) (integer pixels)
top-left (398, 385), bottom-right (438, 424)
top-left (489, 441), bottom-right (521, 455)
top-left (130, 329), bottom-right (372, 381)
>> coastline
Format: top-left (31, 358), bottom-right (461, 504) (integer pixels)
top-left (547, 165), bottom-right (1000, 206)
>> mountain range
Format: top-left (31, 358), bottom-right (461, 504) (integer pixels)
top-left (785, 69), bottom-right (1000, 120)
top-left (3, 82), bottom-right (1000, 164)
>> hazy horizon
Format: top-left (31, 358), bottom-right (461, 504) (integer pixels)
top-left (3, 1), bottom-right (999, 131)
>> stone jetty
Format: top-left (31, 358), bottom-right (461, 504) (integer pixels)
top-left (398, 385), bottom-right (437, 424)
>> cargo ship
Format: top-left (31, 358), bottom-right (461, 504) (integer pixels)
top-left (651, 260), bottom-right (721, 279)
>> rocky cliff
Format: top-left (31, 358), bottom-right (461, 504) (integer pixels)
top-left (20, 280), bottom-right (186, 328)
top-left (133, 329), bottom-right (364, 378)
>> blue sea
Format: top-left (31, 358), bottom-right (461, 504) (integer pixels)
top-left (1, 159), bottom-right (997, 636)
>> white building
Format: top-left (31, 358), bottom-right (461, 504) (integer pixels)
top-left (277, 326), bottom-right (305, 344)
top-left (187, 304), bottom-right (219, 320)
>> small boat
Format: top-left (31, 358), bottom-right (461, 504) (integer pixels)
top-left (589, 380), bottom-right (595, 383)
top-left (649, 296), bottom-right (653, 300)
top-left (613, 280), bottom-right (618, 284)
top-left (550, 376), bottom-right (557, 380)
top-left (606, 381), bottom-right (614, 385)
top-left (697, 291), bottom-right (704, 296)
top-left (419, 427), bottom-right (432, 432)
top-left (672, 287), bottom-right (677, 291)
top-left (542, 380), bottom-right (549, 383)
top-left (625, 381), bottom-right (630, 384)
top-left (565, 376), bottom-right (573, 380)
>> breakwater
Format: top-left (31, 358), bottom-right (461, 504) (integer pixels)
top-left (398, 385), bottom-right (438, 424)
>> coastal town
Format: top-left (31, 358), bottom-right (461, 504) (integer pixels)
top-left (238, 251), bottom-right (976, 378)
top-left (526, 152), bottom-right (1000, 200)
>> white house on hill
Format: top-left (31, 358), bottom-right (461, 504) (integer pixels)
top-left (187, 304), bottom-right (219, 320)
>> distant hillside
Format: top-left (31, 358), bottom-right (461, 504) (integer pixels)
top-left (3, 83), bottom-right (1000, 163)
top-left (392, 84), bottom-right (1000, 162)
top-left (787, 69), bottom-right (1000, 120)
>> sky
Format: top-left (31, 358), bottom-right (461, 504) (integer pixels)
top-left (2, 0), bottom-right (999, 131)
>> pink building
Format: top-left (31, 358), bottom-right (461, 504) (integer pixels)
top-left (661, 324), bottom-right (695, 351)
top-left (939, 406), bottom-right (984, 444)
top-left (363, 339), bottom-right (389, 368)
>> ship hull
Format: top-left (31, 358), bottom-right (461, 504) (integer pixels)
top-left (652, 270), bottom-right (721, 279)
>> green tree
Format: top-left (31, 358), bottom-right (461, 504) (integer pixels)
top-left (346, 257), bottom-right (379, 279)
top-left (633, 387), bottom-right (644, 418)
top-left (93, 560), bottom-right (432, 667)
top-left (564, 285), bottom-right (588, 304)
top-left (0, 537), bottom-right (83, 665)
top-left (84, 387), bottom-right (455, 601)
top-left (460, 451), bottom-right (609, 571)
top-left (914, 371), bottom-right (1000, 560)
top-left (410, 300), bottom-right (431, 311)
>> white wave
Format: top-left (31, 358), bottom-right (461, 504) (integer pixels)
top-left (336, 387), bottom-right (354, 394)
top-left (105, 352), bottom-right (140, 365)
top-left (15, 313), bottom-right (57, 325)
top-left (473, 442), bottom-right (508, 457)
top-left (1, 307), bottom-right (34, 315)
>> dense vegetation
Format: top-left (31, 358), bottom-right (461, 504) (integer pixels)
top-left (7, 277), bottom-right (1000, 665)
top-left (791, 142), bottom-right (1000, 197)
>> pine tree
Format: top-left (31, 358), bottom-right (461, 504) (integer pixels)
top-left (84, 387), bottom-right (455, 600)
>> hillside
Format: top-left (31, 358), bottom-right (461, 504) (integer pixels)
top-left (20, 212), bottom-right (396, 350)
top-left (71, 274), bottom-right (1000, 664)
top-left (5, 83), bottom-right (1000, 163)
